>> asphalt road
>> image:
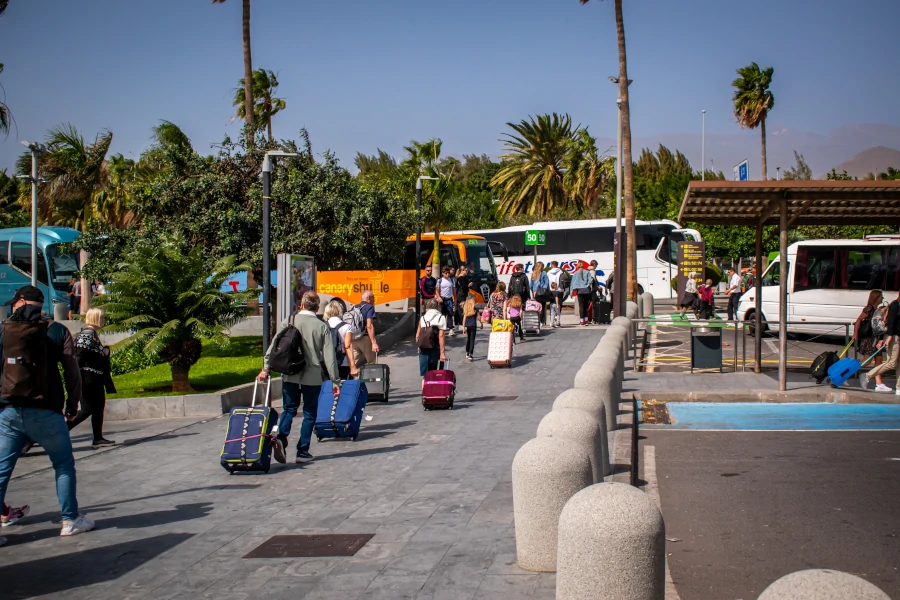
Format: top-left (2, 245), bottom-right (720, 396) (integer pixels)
top-left (644, 430), bottom-right (900, 599)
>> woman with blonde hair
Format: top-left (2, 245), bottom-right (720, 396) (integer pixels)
top-left (324, 299), bottom-right (357, 380)
top-left (68, 308), bottom-right (117, 448)
top-left (530, 261), bottom-right (551, 325)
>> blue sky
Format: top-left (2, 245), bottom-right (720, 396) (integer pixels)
top-left (1, 0), bottom-right (898, 173)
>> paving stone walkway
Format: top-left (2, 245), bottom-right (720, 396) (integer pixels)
top-left (2, 323), bottom-right (606, 600)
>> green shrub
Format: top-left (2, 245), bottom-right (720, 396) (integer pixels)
top-left (109, 344), bottom-right (164, 375)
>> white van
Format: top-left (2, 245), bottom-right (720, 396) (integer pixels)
top-left (737, 236), bottom-right (900, 335)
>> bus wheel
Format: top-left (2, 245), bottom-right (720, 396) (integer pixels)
top-left (747, 311), bottom-right (769, 338)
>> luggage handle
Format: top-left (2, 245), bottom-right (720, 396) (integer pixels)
top-left (252, 378), bottom-right (272, 408)
top-left (839, 340), bottom-right (854, 359)
top-left (438, 359), bottom-right (450, 370)
top-left (860, 343), bottom-right (887, 368)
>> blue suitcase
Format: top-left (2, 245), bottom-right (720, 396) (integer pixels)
top-left (315, 380), bottom-right (368, 442)
top-left (221, 380), bottom-right (277, 474)
top-left (827, 345), bottom-right (884, 387)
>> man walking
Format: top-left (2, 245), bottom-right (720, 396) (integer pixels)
top-left (726, 268), bottom-right (742, 321)
top-left (508, 264), bottom-right (531, 303)
top-left (0, 285), bottom-right (94, 540)
top-left (260, 292), bottom-right (341, 464)
top-left (351, 290), bottom-right (380, 367)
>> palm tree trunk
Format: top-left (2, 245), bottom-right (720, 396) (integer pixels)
top-left (615, 0), bottom-right (637, 301)
top-left (432, 232), bottom-right (441, 279)
top-left (242, 0), bottom-right (255, 128)
top-left (79, 220), bottom-right (90, 314)
top-left (171, 363), bottom-right (193, 393)
top-left (267, 110), bottom-right (273, 142)
top-left (590, 191), bottom-right (599, 219)
top-left (760, 115), bottom-right (767, 180)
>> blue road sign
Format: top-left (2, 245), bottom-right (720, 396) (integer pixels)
top-left (733, 159), bottom-right (749, 181)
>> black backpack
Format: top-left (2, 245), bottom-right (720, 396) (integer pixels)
top-left (1, 319), bottom-right (50, 404)
top-left (559, 269), bottom-right (571, 290)
top-left (328, 322), bottom-right (347, 366)
top-left (509, 273), bottom-right (529, 298)
top-left (268, 317), bottom-right (306, 375)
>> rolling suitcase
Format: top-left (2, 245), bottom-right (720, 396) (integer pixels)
top-left (315, 380), bottom-right (368, 441)
top-left (488, 331), bottom-right (514, 368)
top-left (359, 354), bottom-right (390, 402)
top-left (827, 345), bottom-right (884, 388)
top-left (522, 311), bottom-right (541, 336)
top-left (593, 300), bottom-right (613, 325)
top-left (423, 361), bottom-right (456, 410)
top-left (811, 341), bottom-right (852, 384)
top-left (220, 379), bottom-right (277, 474)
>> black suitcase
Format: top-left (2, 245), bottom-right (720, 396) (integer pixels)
top-left (810, 351), bottom-right (837, 384)
top-left (593, 300), bottom-right (613, 324)
top-left (359, 355), bottom-right (390, 402)
top-left (220, 379), bottom-right (277, 474)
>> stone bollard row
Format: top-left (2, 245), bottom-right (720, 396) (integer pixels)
top-left (538, 407), bottom-right (609, 482)
top-left (556, 483), bottom-right (666, 600)
top-left (625, 301), bottom-right (639, 337)
top-left (512, 437), bottom-right (593, 572)
top-left (757, 569), bottom-right (890, 599)
top-left (599, 324), bottom-right (628, 375)
top-left (574, 359), bottom-right (619, 432)
top-left (610, 316), bottom-right (632, 360)
top-left (640, 292), bottom-right (654, 320)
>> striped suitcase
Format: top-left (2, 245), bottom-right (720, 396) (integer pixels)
top-left (522, 311), bottom-right (541, 336)
top-left (315, 380), bottom-right (368, 441)
top-left (220, 379), bottom-right (277, 474)
top-left (423, 362), bottom-right (455, 410)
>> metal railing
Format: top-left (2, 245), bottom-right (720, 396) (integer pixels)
top-left (629, 318), bottom-right (854, 373)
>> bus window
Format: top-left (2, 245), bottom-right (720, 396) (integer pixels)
top-left (10, 242), bottom-right (49, 286)
top-left (887, 248), bottom-right (900, 292)
top-left (567, 228), bottom-right (614, 254)
top-left (636, 226), bottom-right (664, 250)
top-left (0, 240), bottom-right (7, 264)
top-left (461, 240), bottom-right (497, 278)
top-left (46, 244), bottom-right (79, 294)
top-left (840, 246), bottom-right (889, 291)
top-left (763, 261), bottom-right (785, 286)
top-left (794, 246), bottom-right (836, 291)
top-left (489, 232), bottom-right (525, 256)
top-left (656, 237), bottom-right (679, 265)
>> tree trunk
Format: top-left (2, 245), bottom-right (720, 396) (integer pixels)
top-left (432, 232), bottom-right (441, 279)
top-left (171, 363), bottom-right (193, 393)
top-left (760, 115), bottom-right (767, 180)
top-left (590, 190), bottom-right (599, 219)
top-left (242, 0), bottom-right (255, 128)
top-left (267, 115), bottom-right (273, 142)
top-left (615, 0), bottom-right (637, 301)
top-left (79, 220), bottom-right (90, 314)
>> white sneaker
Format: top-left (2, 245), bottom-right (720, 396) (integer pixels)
top-left (895, 387), bottom-right (900, 396)
top-left (874, 383), bottom-right (892, 393)
top-left (859, 372), bottom-right (869, 390)
top-left (60, 515), bottom-right (95, 537)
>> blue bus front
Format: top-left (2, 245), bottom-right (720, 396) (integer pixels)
top-left (0, 227), bottom-right (81, 315)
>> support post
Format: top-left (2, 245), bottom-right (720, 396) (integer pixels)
top-left (262, 168), bottom-right (272, 352)
top-left (755, 223), bottom-right (763, 373)
top-left (415, 182), bottom-right (422, 323)
top-left (778, 196), bottom-right (788, 392)
top-left (30, 150), bottom-right (38, 289)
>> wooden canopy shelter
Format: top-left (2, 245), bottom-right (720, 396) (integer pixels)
top-left (678, 180), bottom-right (900, 391)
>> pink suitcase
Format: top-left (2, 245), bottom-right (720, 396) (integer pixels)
top-left (487, 331), bottom-right (513, 368)
top-left (423, 362), bottom-right (456, 410)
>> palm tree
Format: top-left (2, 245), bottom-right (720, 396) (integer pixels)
top-left (564, 129), bottom-right (614, 219)
top-left (402, 139), bottom-right (455, 278)
top-left (579, 0), bottom-right (637, 301)
top-left (95, 239), bottom-right (255, 392)
top-left (732, 62), bottom-right (775, 180)
top-left (94, 154), bottom-right (137, 228)
top-left (491, 113), bottom-right (576, 217)
top-left (233, 69), bottom-right (287, 141)
top-left (213, 0), bottom-right (255, 129)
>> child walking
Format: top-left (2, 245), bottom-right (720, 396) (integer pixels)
top-left (505, 294), bottom-right (526, 343)
top-left (549, 282), bottom-right (562, 327)
top-left (463, 296), bottom-right (478, 361)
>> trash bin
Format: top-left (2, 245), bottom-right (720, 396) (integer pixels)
top-left (691, 326), bottom-right (722, 373)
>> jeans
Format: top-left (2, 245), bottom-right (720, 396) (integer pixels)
top-left (550, 300), bottom-right (561, 326)
top-left (465, 326), bottom-right (477, 355)
top-left (727, 293), bottom-right (741, 320)
top-left (441, 297), bottom-right (454, 329)
top-left (868, 338), bottom-right (899, 382)
top-left (418, 348), bottom-right (440, 376)
top-left (277, 382), bottom-right (321, 453)
top-left (0, 406), bottom-right (79, 520)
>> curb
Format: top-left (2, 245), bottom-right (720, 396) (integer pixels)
top-left (631, 390), bottom-right (900, 404)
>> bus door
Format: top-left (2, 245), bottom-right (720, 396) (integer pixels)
top-left (4, 236), bottom-right (52, 315)
top-left (655, 236), bottom-right (678, 299)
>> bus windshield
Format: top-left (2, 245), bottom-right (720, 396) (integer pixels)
top-left (46, 244), bottom-right (79, 293)
top-left (463, 240), bottom-right (497, 278)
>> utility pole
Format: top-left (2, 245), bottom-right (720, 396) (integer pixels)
top-left (415, 176), bottom-right (438, 323)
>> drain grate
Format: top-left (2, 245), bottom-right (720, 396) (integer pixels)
top-left (244, 534), bottom-right (374, 558)
top-left (473, 395), bottom-right (518, 402)
top-left (640, 400), bottom-right (672, 425)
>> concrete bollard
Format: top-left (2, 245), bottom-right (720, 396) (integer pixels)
top-left (640, 292), bottom-right (654, 319)
top-left (553, 388), bottom-right (605, 423)
top-left (574, 361), bottom-right (619, 431)
top-left (512, 437), bottom-right (593, 572)
top-left (596, 335), bottom-right (625, 401)
top-left (626, 301), bottom-right (639, 337)
top-left (587, 335), bottom-right (624, 401)
top-left (601, 324), bottom-right (629, 368)
top-left (539, 407), bottom-right (609, 480)
top-left (757, 569), bottom-right (890, 599)
top-left (609, 317), bottom-right (632, 360)
top-left (53, 302), bottom-right (68, 322)
top-left (557, 483), bottom-right (665, 600)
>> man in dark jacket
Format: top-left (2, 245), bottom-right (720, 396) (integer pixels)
top-left (508, 264), bottom-right (531, 302)
top-left (0, 285), bottom-right (95, 540)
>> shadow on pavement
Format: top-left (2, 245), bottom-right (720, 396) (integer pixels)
top-left (359, 420), bottom-right (418, 432)
top-left (316, 443), bottom-right (418, 460)
top-left (0, 533), bottom-right (193, 599)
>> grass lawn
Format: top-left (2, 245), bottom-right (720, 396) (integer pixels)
top-left (108, 336), bottom-right (265, 399)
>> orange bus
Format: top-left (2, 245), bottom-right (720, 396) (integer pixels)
top-left (316, 234), bottom-right (502, 311)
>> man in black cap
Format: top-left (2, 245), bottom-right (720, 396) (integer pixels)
top-left (0, 285), bottom-right (94, 541)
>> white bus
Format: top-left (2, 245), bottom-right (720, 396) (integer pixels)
top-left (737, 236), bottom-right (900, 335)
top-left (447, 219), bottom-right (701, 298)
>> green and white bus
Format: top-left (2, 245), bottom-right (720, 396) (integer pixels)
top-left (0, 226), bottom-right (81, 315)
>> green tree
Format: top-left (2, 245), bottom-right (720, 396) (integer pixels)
top-left (213, 0), bottom-right (255, 129)
top-left (826, 168), bottom-right (855, 181)
top-left (0, 169), bottom-right (26, 227)
top-left (564, 129), bottom-right (614, 218)
top-left (877, 167), bottom-right (900, 180)
top-left (781, 151), bottom-right (811, 181)
top-left (233, 69), bottom-right (286, 142)
top-left (732, 62), bottom-right (775, 180)
top-left (95, 238), bottom-right (255, 392)
top-left (492, 113), bottom-right (576, 216)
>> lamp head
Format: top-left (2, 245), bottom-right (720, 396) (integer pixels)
top-left (416, 175), bottom-right (439, 190)
top-left (21, 140), bottom-right (45, 152)
top-left (261, 150), bottom-right (300, 173)
top-left (702, 109), bottom-right (706, 114)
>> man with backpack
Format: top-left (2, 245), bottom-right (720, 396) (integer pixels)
top-left (864, 290), bottom-right (900, 395)
top-left (348, 290), bottom-right (380, 370)
top-left (0, 285), bottom-right (95, 538)
top-left (508, 264), bottom-right (531, 303)
top-left (259, 292), bottom-right (341, 464)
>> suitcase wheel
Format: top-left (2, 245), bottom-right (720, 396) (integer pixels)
top-left (351, 435), bottom-right (358, 441)
top-left (317, 436), bottom-right (322, 442)
top-left (490, 365), bottom-right (494, 369)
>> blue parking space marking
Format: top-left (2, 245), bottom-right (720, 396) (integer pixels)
top-left (646, 402), bottom-right (900, 431)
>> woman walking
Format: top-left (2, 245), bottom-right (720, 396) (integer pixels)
top-left (570, 263), bottom-right (593, 326)
top-left (489, 282), bottom-right (508, 325)
top-left (462, 295), bottom-right (478, 361)
top-left (679, 274), bottom-right (700, 319)
top-left (68, 308), bottom-right (116, 448)
top-left (416, 298), bottom-right (448, 379)
top-left (324, 300), bottom-right (357, 381)
top-left (856, 290), bottom-right (885, 390)
top-left (530, 262), bottom-right (551, 325)
top-left (505, 294), bottom-right (526, 343)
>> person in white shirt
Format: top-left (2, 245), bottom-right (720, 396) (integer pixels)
top-left (437, 267), bottom-right (456, 335)
top-left (726, 268), bottom-right (743, 321)
top-left (679, 274), bottom-right (699, 319)
top-left (324, 300), bottom-right (357, 381)
top-left (416, 298), bottom-right (448, 377)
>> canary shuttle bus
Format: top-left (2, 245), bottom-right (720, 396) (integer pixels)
top-left (447, 219), bottom-right (701, 299)
top-left (0, 226), bottom-right (82, 316)
top-left (736, 236), bottom-right (900, 335)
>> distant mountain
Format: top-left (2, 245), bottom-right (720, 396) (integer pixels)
top-left (596, 123), bottom-right (900, 180)
top-left (829, 146), bottom-right (900, 179)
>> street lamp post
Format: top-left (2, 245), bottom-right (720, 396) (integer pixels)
top-left (614, 97), bottom-right (626, 318)
top-left (18, 141), bottom-right (46, 288)
top-left (776, 167), bottom-right (781, 181)
top-left (261, 150), bottom-right (299, 351)
top-left (415, 176), bottom-right (438, 323)
top-left (701, 110), bottom-right (706, 181)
